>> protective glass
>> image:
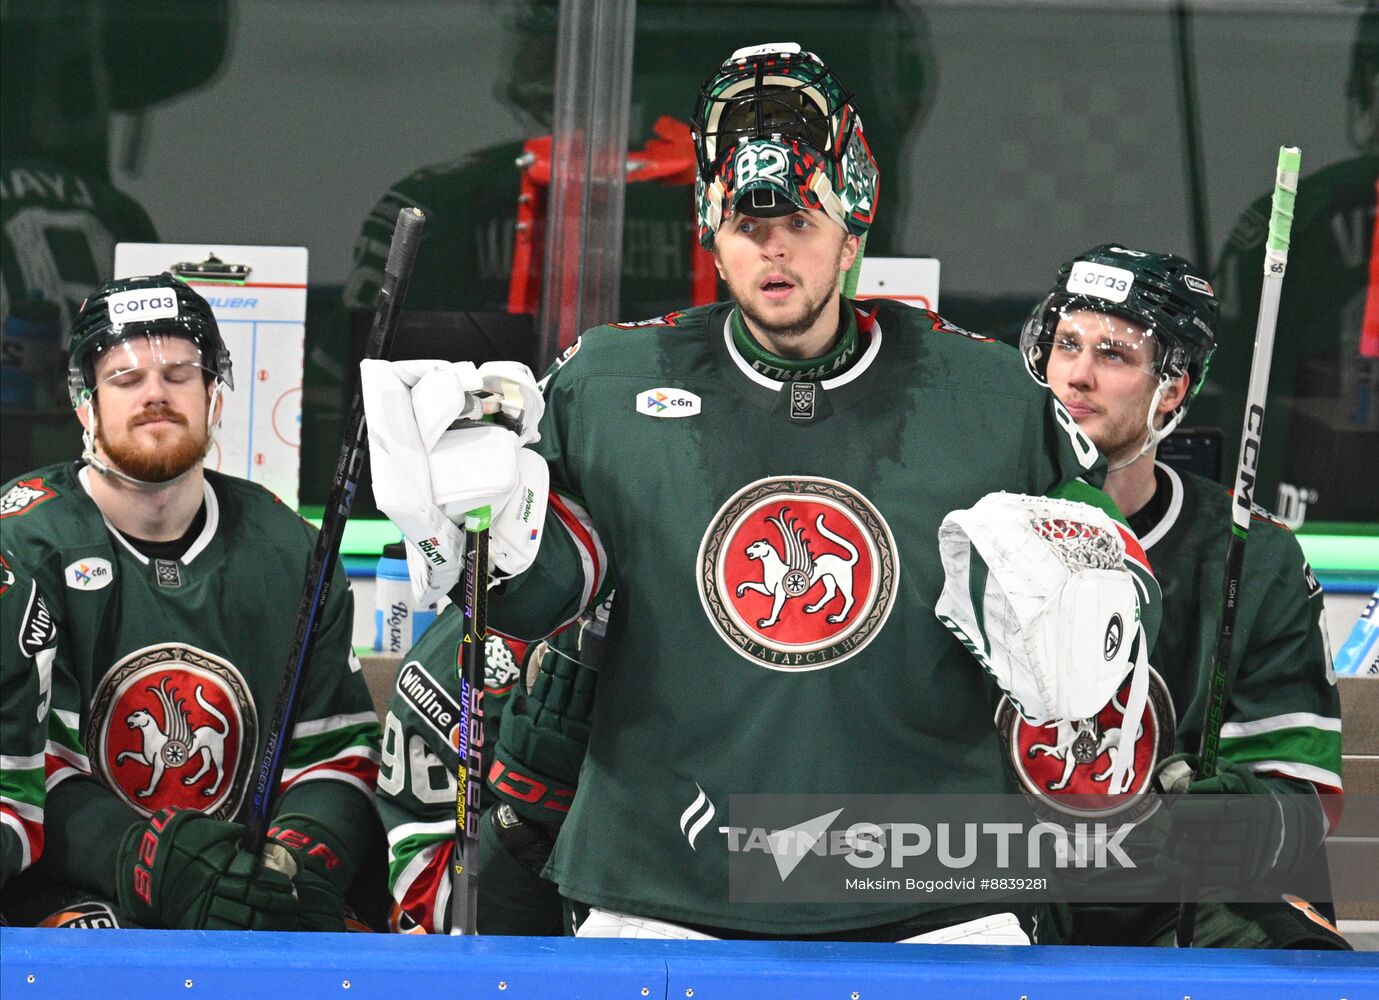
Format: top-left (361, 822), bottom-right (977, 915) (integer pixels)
top-left (1022, 298), bottom-right (1164, 385)
top-left (76, 332), bottom-right (226, 401)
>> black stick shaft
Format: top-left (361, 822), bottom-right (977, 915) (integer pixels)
top-left (243, 207), bottom-right (425, 851)
top-left (452, 514), bottom-right (489, 934)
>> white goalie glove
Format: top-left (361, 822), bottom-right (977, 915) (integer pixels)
top-left (361, 359), bottom-right (548, 607)
top-left (934, 492), bottom-right (1150, 795)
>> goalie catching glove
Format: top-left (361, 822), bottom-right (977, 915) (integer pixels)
top-left (361, 359), bottom-right (548, 606)
top-left (934, 491), bottom-right (1150, 796)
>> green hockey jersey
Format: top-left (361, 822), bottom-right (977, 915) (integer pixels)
top-left (0, 548), bottom-right (55, 886)
top-left (488, 299), bottom-right (1160, 934)
top-left (1141, 466), bottom-right (1340, 797)
top-left (996, 464), bottom-right (1342, 945)
top-left (0, 463), bottom-right (380, 902)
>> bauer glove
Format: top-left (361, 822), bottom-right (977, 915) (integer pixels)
top-left (265, 813), bottom-right (356, 932)
top-left (116, 808), bottom-right (298, 930)
top-left (1150, 753), bottom-right (1312, 890)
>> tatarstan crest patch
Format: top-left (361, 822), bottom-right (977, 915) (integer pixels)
top-left (697, 477), bottom-right (898, 671)
top-left (996, 666), bottom-right (1175, 825)
top-left (89, 644), bottom-right (257, 819)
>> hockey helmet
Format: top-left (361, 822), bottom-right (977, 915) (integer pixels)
top-left (1021, 244), bottom-right (1219, 414)
top-left (691, 43), bottom-right (879, 248)
top-left (67, 272), bottom-right (233, 406)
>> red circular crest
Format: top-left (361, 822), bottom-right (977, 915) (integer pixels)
top-left (698, 477), bottom-right (897, 670)
top-left (90, 644), bottom-right (257, 819)
top-left (998, 666), bottom-right (1175, 823)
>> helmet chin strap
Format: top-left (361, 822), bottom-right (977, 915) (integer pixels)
top-left (80, 382), bottom-right (225, 492)
top-left (1106, 374), bottom-right (1185, 473)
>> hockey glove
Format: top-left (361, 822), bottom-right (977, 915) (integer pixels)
top-left (361, 359), bottom-right (549, 606)
top-left (265, 813), bottom-right (355, 932)
top-left (934, 491), bottom-right (1150, 795)
top-left (489, 802), bottom-right (558, 878)
top-left (116, 808), bottom-right (298, 930)
top-left (1150, 753), bottom-right (1299, 890)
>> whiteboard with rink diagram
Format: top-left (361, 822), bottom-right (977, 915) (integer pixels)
top-left (114, 243), bottom-right (306, 509)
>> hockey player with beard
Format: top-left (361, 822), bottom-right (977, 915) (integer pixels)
top-left (1020, 244), bottom-right (1347, 949)
top-left (0, 273), bottom-right (382, 930)
top-left (364, 43), bottom-right (1161, 942)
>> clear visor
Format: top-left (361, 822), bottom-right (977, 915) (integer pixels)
top-left (74, 332), bottom-right (221, 401)
top-left (1023, 299), bottom-right (1163, 383)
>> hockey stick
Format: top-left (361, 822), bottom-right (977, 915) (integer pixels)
top-left (243, 206), bottom-right (426, 852)
top-left (1176, 146), bottom-right (1299, 948)
top-left (451, 496), bottom-right (489, 935)
top-left (449, 386), bottom-right (523, 935)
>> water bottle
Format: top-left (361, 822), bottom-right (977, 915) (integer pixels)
top-left (1334, 588), bottom-right (1379, 677)
top-left (374, 542), bottom-right (438, 653)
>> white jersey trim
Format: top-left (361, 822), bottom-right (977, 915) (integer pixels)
top-left (280, 744), bottom-right (382, 782)
top-left (0, 752), bottom-right (45, 771)
top-left (79, 469), bottom-right (218, 566)
top-left (1246, 759), bottom-right (1343, 792)
top-left (279, 767), bottom-right (376, 800)
top-left (0, 797), bottom-right (43, 824)
top-left (386, 819), bottom-right (453, 850)
top-left (720, 310), bottom-right (884, 390)
top-left (180, 480), bottom-right (219, 564)
top-left (0, 812), bottom-right (34, 870)
top-left (1221, 713), bottom-right (1343, 739)
top-left (291, 710), bottom-right (379, 739)
top-left (822, 310), bottom-right (884, 389)
top-left (547, 492), bottom-right (606, 629)
top-left (1138, 462), bottom-right (1184, 550)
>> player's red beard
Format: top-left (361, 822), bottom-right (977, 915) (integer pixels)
top-left (95, 402), bottom-right (209, 482)
top-left (728, 245), bottom-right (847, 344)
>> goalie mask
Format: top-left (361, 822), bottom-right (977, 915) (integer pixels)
top-left (691, 42), bottom-right (879, 248)
top-left (1020, 244), bottom-right (1218, 463)
top-left (67, 272), bottom-right (233, 489)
